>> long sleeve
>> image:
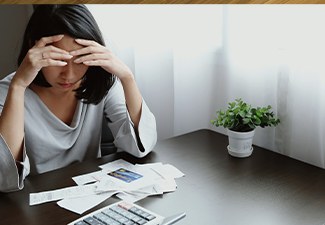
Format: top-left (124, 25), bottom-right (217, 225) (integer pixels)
top-left (103, 80), bottom-right (157, 158)
top-left (0, 73), bottom-right (157, 192)
top-left (0, 135), bottom-right (30, 192)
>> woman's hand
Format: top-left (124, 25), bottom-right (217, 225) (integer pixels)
top-left (12, 35), bottom-right (72, 89)
top-left (70, 39), bottom-right (133, 81)
top-left (71, 39), bottom-right (143, 137)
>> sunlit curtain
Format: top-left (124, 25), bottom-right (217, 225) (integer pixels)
top-left (219, 5), bottom-right (325, 168)
top-left (89, 5), bottom-right (325, 169)
top-left (88, 5), bottom-right (223, 141)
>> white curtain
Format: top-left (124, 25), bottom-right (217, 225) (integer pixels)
top-left (88, 5), bottom-right (223, 141)
top-left (221, 5), bottom-right (325, 168)
top-left (88, 5), bottom-right (325, 169)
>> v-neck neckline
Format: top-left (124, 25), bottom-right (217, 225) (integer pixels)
top-left (26, 86), bottom-right (82, 129)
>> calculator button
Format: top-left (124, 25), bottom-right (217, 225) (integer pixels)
top-left (75, 221), bottom-right (89, 225)
top-left (83, 216), bottom-right (104, 225)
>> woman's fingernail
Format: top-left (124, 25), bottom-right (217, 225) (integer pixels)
top-left (70, 51), bottom-right (76, 55)
top-left (74, 58), bottom-right (80, 62)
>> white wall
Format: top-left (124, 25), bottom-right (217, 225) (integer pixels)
top-left (0, 5), bottom-right (33, 79)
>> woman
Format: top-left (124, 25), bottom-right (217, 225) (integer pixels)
top-left (0, 5), bottom-right (157, 192)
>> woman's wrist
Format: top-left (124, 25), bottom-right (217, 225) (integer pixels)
top-left (9, 79), bottom-right (27, 95)
top-left (119, 71), bottom-right (135, 85)
top-left (10, 73), bottom-right (29, 91)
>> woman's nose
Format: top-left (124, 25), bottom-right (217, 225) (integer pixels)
top-left (61, 61), bottom-right (75, 80)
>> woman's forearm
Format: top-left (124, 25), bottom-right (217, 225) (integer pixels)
top-left (0, 81), bottom-right (25, 161)
top-left (120, 74), bottom-right (143, 131)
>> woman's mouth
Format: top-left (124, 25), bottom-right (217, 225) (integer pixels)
top-left (59, 83), bottom-right (73, 88)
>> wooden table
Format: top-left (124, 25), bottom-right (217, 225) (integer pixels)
top-left (1, 129), bottom-right (325, 224)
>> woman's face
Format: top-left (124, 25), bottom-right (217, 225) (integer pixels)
top-left (41, 35), bottom-right (89, 92)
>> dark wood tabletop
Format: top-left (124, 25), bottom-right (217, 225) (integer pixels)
top-left (1, 129), bottom-right (325, 225)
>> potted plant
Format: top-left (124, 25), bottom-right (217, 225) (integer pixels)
top-left (211, 98), bottom-right (280, 158)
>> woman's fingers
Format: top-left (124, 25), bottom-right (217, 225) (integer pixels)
top-left (75, 38), bottom-right (100, 47)
top-left (73, 53), bottom-right (107, 64)
top-left (39, 41), bottom-right (71, 57)
top-left (35, 34), bottom-right (65, 48)
top-left (70, 38), bottom-right (132, 79)
top-left (70, 46), bottom-right (105, 59)
top-left (69, 39), bottom-right (110, 65)
top-left (41, 48), bottom-right (72, 61)
top-left (39, 58), bottom-right (68, 67)
top-left (70, 39), bottom-right (106, 56)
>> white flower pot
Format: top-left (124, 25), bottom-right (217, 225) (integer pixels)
top-left (227, 129), bottom-right (255, 158)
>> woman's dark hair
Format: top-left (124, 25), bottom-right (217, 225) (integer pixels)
top-left (18, 5), bottom-right (116, 105)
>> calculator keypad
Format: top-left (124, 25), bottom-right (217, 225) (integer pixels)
top-left (75, 202), bottom-right (156, 225)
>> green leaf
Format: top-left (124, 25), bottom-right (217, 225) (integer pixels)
top-left (246, 105), bottom-right (251, 112)
top-left (233, 107), bottom-right (240, 115)
top-left (248, 123), bottom-right (256, 129)
top-left (254, 117), bottom-right (261, 125)
top-left (217, 110), bottom-right (224, 116)
top-left (239, 111), bottom-right (246, 118)
top-left (235, 118), bottom-right (240, 127)
top-left (229, 120), bottom-right (235, 128)
top-left (243, 118), bottom-right (250, 124)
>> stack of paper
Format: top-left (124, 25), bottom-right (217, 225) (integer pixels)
top-left (29, 159), bottom-right (184, 214)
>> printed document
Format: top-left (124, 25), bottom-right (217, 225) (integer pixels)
top-left (29, 159), bottom-right (185, 214)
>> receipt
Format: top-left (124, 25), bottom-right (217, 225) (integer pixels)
top-left (57, 191), bottom-right (117, 214)
top-left (29, 159), bottom-right (185, 214)
top-left (95, 176), bottom-right (125, 192)
top-left (29, 183), bottom-right (97, 206)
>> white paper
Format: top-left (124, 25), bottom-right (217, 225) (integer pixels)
top-left (57, 191), bottom-right (117, 214)
top-left (30, 159), bottom-right (185, 215)
top-left (29, 183), bottom-right (97, 206)
top-left (95, 176), bottom-right (126, 193)
top-left (99, 159), bottom-right (134, 171)
top-left (154, 178), bottom-right (177, 193)
top-left (151, 164), bottom-right (185, 180)
top-left (96, 166), bottom-right (159, 192)
top-left (116, 191), bottom-right (149, 203)
top-left (72, 170), bottom-right (102, 185)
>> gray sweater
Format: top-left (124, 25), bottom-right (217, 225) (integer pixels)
top-left (0, 72), bottom-right (157, 192)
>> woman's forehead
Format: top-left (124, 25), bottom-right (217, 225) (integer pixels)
top-left (51, 35), bottom-right (84, 52)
